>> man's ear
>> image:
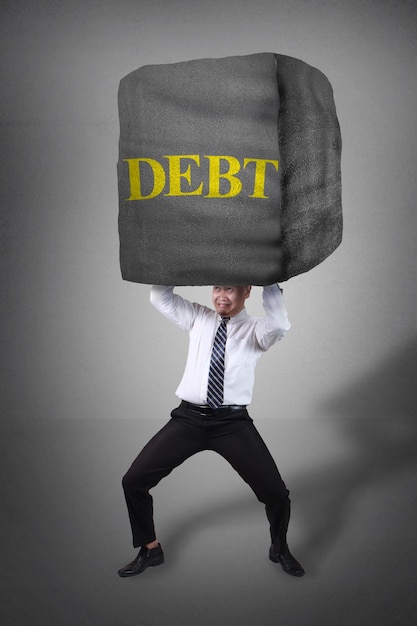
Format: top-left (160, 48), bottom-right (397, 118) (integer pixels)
top-left (244, 286), bottom-right (252, 299)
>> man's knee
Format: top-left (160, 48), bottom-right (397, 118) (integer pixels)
top-left (121, 469), bottom-right (133, 492)
top-left (274, 484), bottom-right (290, 501)
top-left (122, 465), bottom-right (146, 492)
top-left (260, 484), bottom-right (290, 507)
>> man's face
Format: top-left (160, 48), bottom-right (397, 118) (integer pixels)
top-left (212, 285), bottom-right (251, 317)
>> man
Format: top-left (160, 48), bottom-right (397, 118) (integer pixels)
top-left (118, 284), bottom-right (304, 578)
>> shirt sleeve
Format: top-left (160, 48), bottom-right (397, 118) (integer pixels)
top-left (150, 285), bottom-right (198, 332)
top-left (255, 284), bottom-right (291, 351)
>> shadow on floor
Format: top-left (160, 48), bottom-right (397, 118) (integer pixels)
top-left (284, 337), bottom-right (417, 569)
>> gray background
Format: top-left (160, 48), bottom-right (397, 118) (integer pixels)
top-left (1, 1), bottom-right (416, 625)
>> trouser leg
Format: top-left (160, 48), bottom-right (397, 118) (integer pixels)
top-left (122, 415), bottom-right (204, 547)
top-left (212, 418), bottom-right (291, 551)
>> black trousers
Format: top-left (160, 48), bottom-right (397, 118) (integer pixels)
top-left (122, 402), bottom-right (291, 549)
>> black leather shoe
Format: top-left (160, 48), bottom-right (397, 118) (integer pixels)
top-left (269, 545), bottom-right (305, 577)
top-left (118, 544), bottom-right (165, 577)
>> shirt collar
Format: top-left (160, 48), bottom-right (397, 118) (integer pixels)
top-left (217, 308), bottom-right (248, 324)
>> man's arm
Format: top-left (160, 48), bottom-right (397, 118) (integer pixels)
top-left (255, 284), bottom-right (291, 351)
top-left (150, 285), bottom-right (197, 332)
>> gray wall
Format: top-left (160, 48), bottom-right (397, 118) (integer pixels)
top-left (1, 0), bottom-right (416, 423)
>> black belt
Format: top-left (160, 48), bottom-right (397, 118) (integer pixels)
top-left (181, 401), bottom-right (246, 416)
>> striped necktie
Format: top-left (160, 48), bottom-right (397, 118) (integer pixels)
top-left (207, 317), bottom-right (230, 409)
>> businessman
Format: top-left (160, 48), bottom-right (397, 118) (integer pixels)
top-left (118, 284), bottom-right (304, 578)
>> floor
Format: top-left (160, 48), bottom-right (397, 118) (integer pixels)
top-left (1, 415), bottom-right (416, 626)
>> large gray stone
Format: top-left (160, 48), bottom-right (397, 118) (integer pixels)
top-left (118, 53), bottom-right (342, 285)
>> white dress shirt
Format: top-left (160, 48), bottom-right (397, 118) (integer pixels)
top-left (150, 284), bottom-right (291, 406)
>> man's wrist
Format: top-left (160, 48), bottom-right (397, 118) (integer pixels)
top-left (264, 283), bottom-right (283, 293)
